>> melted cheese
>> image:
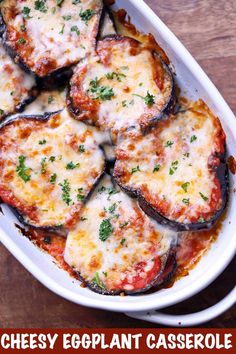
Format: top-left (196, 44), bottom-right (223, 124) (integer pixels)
top-left (70, 37), bottom-right (172, 133)
top-left (0, 109), bottom-right (105, 228)
top-left (0, 0), bottom-right (103, 77)
top-left (0, 39), bottom-right (35, 118)
top-left (64, 174), bottom-right (176, 293)
top-left (114, 101), bottom-right (226, 224)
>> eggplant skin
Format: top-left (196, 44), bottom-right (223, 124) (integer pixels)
top-left (0, 110), bottom-right (105, 233)
top-left (114, 100), bottom-right (229, 232)
top-left (0, 0), bottom-right (103, 79)
top-left (64, 174), bottom-right (177, 295)
top-left (67, 34), bottom-right (175, 134)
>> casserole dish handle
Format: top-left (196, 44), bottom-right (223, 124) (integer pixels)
top-left (125, 286), bottom-right (236, 327)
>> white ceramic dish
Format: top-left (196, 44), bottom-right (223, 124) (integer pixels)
top-left (0, 0), bottom-right (235, 318)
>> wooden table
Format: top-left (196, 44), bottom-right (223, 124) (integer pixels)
top-left (0, 0), bottom-right (235, 328)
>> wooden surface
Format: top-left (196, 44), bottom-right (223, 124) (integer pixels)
top-left (0, 0), bottom-right (236, 328)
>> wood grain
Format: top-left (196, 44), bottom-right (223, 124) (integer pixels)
top-left (0, 0), bottom-right (235, 328)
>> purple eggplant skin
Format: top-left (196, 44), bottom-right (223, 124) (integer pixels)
top-left (114, 148), bottom-right (229, 232)
top-left (97, 6), bottom-right (117, 39)
top-left (74, 244), bottom-right (177, 296)
top-left (0, 111), bottom-right (106, 235)
top-left (67, 34), bottom-right (176, 131)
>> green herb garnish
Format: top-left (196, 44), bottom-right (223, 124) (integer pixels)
top-left (120, 221), bottom-right (128, 229)
top-left (16, 155), bottom-right (31, 183)
top-left (182, 198), bottom-right (190, 205)
top-left (39, 139), bottom-right (46, 145)
top-left (169, 161), bottom-right (178, 175)
top-left (153, 164), bottom-right (161, 173)
top-left (50, 173), bottom-right (57, 184)
top-left (190, 135), bottom-right (197, 143)
top-left (66, 161), bottom-right (80, 170)
top-left (71, 25), bottom-right (80, 36)
top-left (35, 1), bottom-right (48, 13)
top-left (165, 141), bottom-right (174, 148)
top-left (199, 192), bottom-right (208, 201)
top-left (181, 182), bottom-right (190, 193)
top-left (92, 272), bottom-right (106, 290)
top-left (48, 95), bottom-right (54, 104)
top-left (120, 238), bottom-right (126, 246)
top-left (79, 9), bottom-right (96, 25)
top-left (41, 157), bottom-right (47, 174)
top-left (79, 145), bottom-right (85, 153)
top-left (63, 15), bottom-right (72, 20)
top-left (131, 166), bottom-right (140, 174)
top-left (22, 7), bottom-right (32, 19)
top-left (89, 77), bottom-right (114, 101)
top-left (106, 72), bottom-right (126, 82)
top-left (59, 179), bottom-right (72, 205)
top-left (133, 91), bottom-right (155, 106)
top-left (18, 38), bottom-right (26, 45)
top-left (99, 219), bottom-right (113, 242)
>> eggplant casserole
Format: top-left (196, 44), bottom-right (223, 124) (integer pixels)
top-left (0, 0), bottom-right (229, 295)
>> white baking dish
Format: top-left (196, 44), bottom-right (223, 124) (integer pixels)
top-left (0, 0), bottom-right (235, 323)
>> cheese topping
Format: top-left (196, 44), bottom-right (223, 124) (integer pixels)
top-left (0, 0), bottom-right (103, 77)
top-left (64, 174), bottom-right (176, 293)
top-left (114, 101), bottom-right (226, 224)
top-left (69, 36), bottom-right (173, 133)
top-left (0, 39), bottom-right (35, 118)
top-left (0, 109), bottom-right (105, 228)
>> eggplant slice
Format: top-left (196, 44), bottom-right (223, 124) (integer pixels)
top-left (0, 0), bottom-right (103, 78)
top-left (114, 100), bottom-right (228, 231)
top-left (64, 174), bottom-right (177, 295)
top-left (68, 35), bottom-right (175, 134)
top-left (0, 109), bottom-right (105, 231)
top-left (0, 38), bottom-right (36, 120)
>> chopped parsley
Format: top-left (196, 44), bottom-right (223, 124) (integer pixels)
top-left (133, 91), bottom-right (155, 107)
top-left (182, 198), bottom-right (190, 205)
top-left (57, 0), bottom-right (65, 6)
top-left (72, 0), bottom-right (81, 3)
top-left (50, 173), bottom-right (57, 184)
top-left (16, 155), bottom-right (31, 183)
top-left (35, 1), bottom-right (48, 13)
top-left (48, 95), bottom-right (54, 104)
top-left (120, 221), bottom-right (129, 229)
top-left (199, 192), bottom-right (208, 201)
top-left (22, 7), bottom-right (32, 19)
top-left (103, 272), bottom-right (107, 277)
top-left (77, 188), bottom-right (85, 201)
top-left (79, 9), bottom-right (96, 25)
top-left (99, 219), bottom-right (113, 242)
top-left (63, 15), bottom-right (72, 21)
top-left (106, 72), bottom-right (126, 82)
top-left (59, 179), bottom-right (71, 205)
top-left (183, 152), bottom-right (190, 158)
top-left (92, 272), bottom-right (106, 290)
top-left (169, 161), bottom-right (178, 175)
top-left (131, 166), bottom-right (140, 174)
top-left (165, 141), bottom-right (174, 148)
top-left (79, 145), bottom-right (85, 153)
top-left (108, 203), bottom-right (117, 214)
top-left (80, 216), bottom-right (87, 221)
top-left (120, 238), bottom-right (126, 246)
top-left (0, 109), bottom-right (4, 116)
top-left (153, 164), bottom-right (161, 173)
top-left (181, 182), bottom-right (190, 193)
top-left (59, 24), bottom-right (65, 35)
top-left (66, 161), bottom-right (80, 170)
top-left (89, 77), bottom-right (114, 101)
top-left (71, 25), bottom-right (80, 36)
top-left (18, 38), bottom-right (26, 45)
top-left (20, 25), bottom-right (26, 32)
top-left (122, 100), bottom-right (127, 107)
top-left (38, 139), bottom-right (47, 145)
top-left (190, 135), bottom-right (197, 143)
top-left (41, 157), bottom-right (47, 174)
top-left (98, 186), bottom-right (106, 194)
top-left (198, 216), bottom-right (205, 223)
top-left (49, 156), bottom-right (56, 162)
